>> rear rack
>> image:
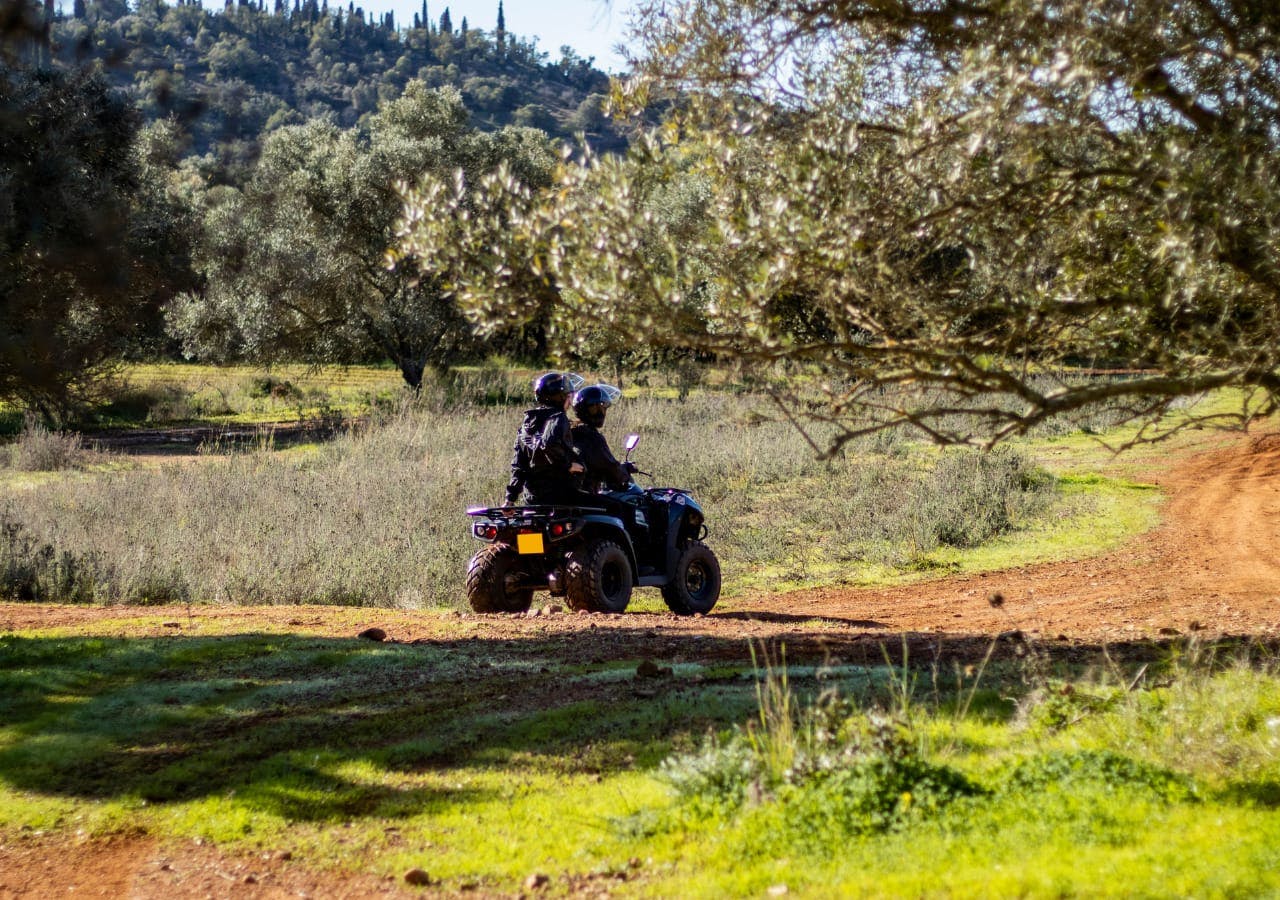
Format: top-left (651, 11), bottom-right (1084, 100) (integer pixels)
top-left (466, 504), bottom-right (608, 519)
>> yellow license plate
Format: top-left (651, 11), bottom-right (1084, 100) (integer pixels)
top-left (516, 532), bottom-right (545, 555)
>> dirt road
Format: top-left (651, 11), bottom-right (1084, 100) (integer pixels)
top-left (759, 431), bottom-right (1280, 643)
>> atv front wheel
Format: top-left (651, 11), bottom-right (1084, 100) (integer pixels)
top-left (466, 544), bottom-right (535, 613)
top-left (565, 539), bottom-right (633, 613)
top-left (661, 541), bottom-right (721, 615)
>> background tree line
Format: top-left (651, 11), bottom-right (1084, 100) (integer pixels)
top-left (7, 0), bottom-right (1280, 446)
top-left (1, 0), bottom-right (640, 416)
top-left (53, 0), bottom-right (627, 183)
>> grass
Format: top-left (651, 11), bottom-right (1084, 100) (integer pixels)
top-left (641, 639), bottom-right (1280, 897)
top-left (2, 613), bottom-right (1278, 896)
top-left (0, 376), bottom-right (1104, 607)
top-left (90, 362), bottom-right (409, 428)
top-left (912, 472), bottom-right (1163, 578)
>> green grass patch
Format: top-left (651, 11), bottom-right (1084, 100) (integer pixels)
top-left (911, 472), bottom-right (1163, 577)
top-left (87, 362), bottom-right (408, 429)
top-left (2, 622), bottom-right (1279, 895)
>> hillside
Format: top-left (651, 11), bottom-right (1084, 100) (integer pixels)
top-left (50, 0), bottom-right (630, 178)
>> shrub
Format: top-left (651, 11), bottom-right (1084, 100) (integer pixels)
top-left (915, 448), bottom-right (1054, 550)
top-left (0, 391), bottom-right (1067, 605)
top-left (998, 749), bottom-right (1195, 803)
top-left (5, 423), bottom-right (87, 472)
top-left (0, 518), bottom-right (101, 602)
top-left (660, 676), bottom-right (980, 837)
top-left (248, 375), bottom-right (302, 401)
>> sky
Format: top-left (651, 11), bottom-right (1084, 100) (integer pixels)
top-left (385, 0), bottom-right (639, 73)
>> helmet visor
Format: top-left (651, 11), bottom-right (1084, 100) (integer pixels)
top-left (593, 384), bottom-right (622, 404)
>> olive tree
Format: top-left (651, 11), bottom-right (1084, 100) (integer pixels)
top-left (170, 82), bottom-right (558, 390)
top-left (403, 0), bottom-right (1280, 449)
top-left (0, 61), bottom-right (177, 420)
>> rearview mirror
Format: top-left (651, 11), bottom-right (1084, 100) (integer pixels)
top-left (624, 433), bottom-right (640, 452)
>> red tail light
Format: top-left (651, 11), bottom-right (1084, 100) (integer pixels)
top-left (551, 523), bottom-right (565, 536)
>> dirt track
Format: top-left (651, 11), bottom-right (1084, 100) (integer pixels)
top-left (761, 431), bottom-right (1280, 643)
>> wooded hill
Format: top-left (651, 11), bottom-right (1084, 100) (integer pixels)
top-left (50, 0), bottom-right (628, 180)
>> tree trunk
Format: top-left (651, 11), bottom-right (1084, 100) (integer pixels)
top-left (398, 357), bottom-right (425, 393)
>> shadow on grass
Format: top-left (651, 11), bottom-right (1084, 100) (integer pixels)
top-left (1, 627), bottom-right (1274, 820)
top-left (0, 632), bottom-right (508, 819)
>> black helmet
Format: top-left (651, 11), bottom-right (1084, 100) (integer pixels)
top-left (572, 384), bottom-right (622, 428)
top-left (533, 371), bottom-right (584, 405)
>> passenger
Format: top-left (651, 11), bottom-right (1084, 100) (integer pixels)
top-left (505, 372), bottom-right (586, 507)
top-left (570, 384), bottom-right (635, 493)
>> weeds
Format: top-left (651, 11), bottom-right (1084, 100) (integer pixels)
top-left (660, 642), bottom-right (981, 839)
top-left (3, 420), bottom-right (89, 471)
top-left (1076, 646), bottom-right (1280, 786)
top-left (659, 626), bottom-right (1280, 870)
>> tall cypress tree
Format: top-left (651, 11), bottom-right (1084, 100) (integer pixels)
top-left (438, 6), bottom-right (450, 34)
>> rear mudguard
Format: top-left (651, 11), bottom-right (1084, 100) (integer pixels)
top-left (573, 513), bottom-right (639, 573)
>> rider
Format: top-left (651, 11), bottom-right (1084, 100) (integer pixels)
top-left (505, 372), bottom-right (585, 506)
top-left (570, 384), bottom-right (635, 493)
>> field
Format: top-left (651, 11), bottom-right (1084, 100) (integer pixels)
top-left (2, 366), bottom-right (1279, 897)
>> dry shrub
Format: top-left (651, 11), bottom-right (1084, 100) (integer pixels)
top-left (6, 423), bottom-right (87, 472)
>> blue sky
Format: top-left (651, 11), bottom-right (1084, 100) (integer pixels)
top-left (386, 0), bottom-right (638, 72)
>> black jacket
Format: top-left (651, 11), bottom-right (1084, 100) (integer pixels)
top-left (572, 423), bottom-right (631, 494)
top-left (507, 405), bottom-right (577, 504)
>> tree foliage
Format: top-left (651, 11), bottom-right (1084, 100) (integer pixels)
top-left (50, 0), bottom-right (631, 185)
top-left (0, 60), bottom-right (179, 417)
top-left (171, 82), bottom-right (558, 389)
top-left (406, 0), bottom-right (1280, 449)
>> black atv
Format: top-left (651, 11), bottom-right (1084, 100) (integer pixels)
top-left (465, 434), bottom-right (721, 615)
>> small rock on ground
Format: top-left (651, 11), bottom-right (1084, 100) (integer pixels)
top-left (404, 868), bottom-right (431, 885)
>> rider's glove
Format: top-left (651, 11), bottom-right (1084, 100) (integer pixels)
top-left (623, 462), bottom-right (639, 474)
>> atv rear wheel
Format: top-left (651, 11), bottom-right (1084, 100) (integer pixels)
top-left (661, 541), bottom-right (721, 615)
top-left (565, 539), bottom-right (633, 613)
top-left (466, 544), bottom-right (535, 613)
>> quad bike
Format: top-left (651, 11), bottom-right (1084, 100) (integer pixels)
top-left (465, 434), bottom-right (721, 615)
